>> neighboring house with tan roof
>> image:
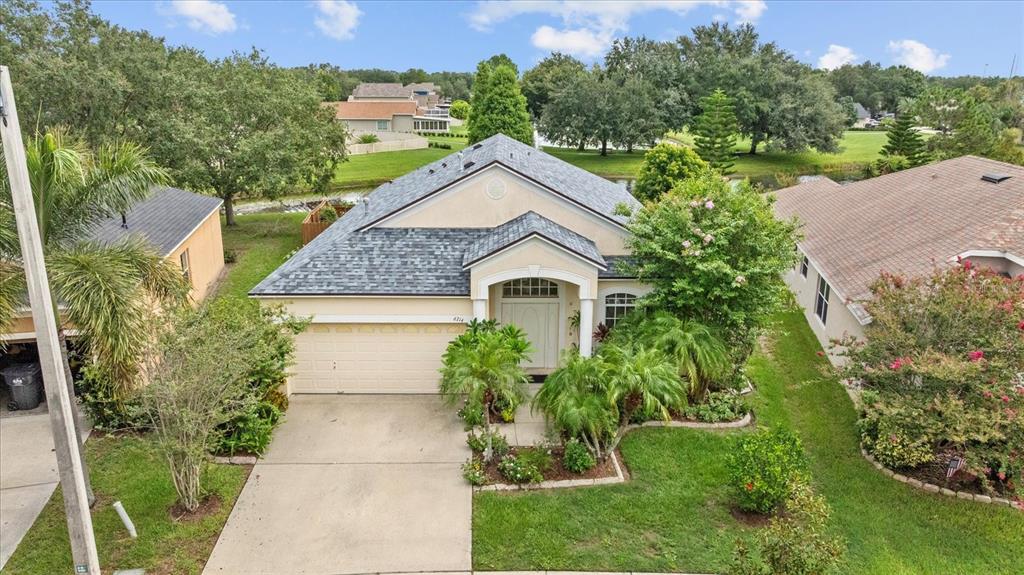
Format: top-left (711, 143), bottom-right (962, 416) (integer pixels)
top-left (251, 134), bottom-right (645, 394)
top-left (329, 100), bottom-right (419, 134)
top-left (348, 82), bottom-right (413, 101)
top-left (773, 156), bottom-right (1024, 364)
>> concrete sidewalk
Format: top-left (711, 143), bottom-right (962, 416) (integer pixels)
top-left (0, 414), bottom-right (60, 569)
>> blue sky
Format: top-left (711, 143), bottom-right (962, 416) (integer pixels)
top-left (90, 1), bottom-right (1024, 76)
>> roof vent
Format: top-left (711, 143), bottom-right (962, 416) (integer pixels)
top-left (120, 213), bottom-right (128, 229)
top-left (981, 173), bottom-right (1011, 184)
top-left (442, 162), bottom-right (447, 168)
top-left (472, 143), bottom-right (483, 150)
top-left (464, 161), bottom-right (475, 169)
top-left (428, 169), bottom-right (434, 174)
top-left (458, 151), bottom-right (465, 171)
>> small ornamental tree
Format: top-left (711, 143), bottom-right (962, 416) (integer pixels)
top-left (881, 114), bottom-right (929, 167)
top-left (632, 143), bottom-right (709, 203)
top-left (449, 99), bottom-right (470, 120)
top-left (626, 172), bottom-right (800, 357)
top-left (693, 89), bottom-right (739, 174)
top-left (468, 64), bottom-right (534, 146)
top-left (842, 263), bottom-right (1024, 494)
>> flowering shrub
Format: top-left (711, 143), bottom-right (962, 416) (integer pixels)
top-left (462, 458), bottom-right (486, 486)
top-left (466, 429), bottom-right (510, 458)
top-left (497, 453), bottom-right (544, 484)
top-left (626, 172), bottom-right (799, 360)
top-left (727, 428), bottom-right (809, 514)
top-left (843, 264), bottom-right (1024, 494)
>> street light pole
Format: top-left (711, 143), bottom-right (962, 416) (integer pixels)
top-left (0, 65), bottom-right (101, 575)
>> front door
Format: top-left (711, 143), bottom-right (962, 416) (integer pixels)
top-left (501, 302), bottom-right (559, 369)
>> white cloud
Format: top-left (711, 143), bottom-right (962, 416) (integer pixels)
top-left (168, 0), bottom-right (237, 34)
top-left (531, 26), bottom-right (611, 59)
top-left (887, 39), bottom-right (950, 73)
top-left (817, 44), bottom-right (858, 70)
top-left (314, 0), bottom-right (362, 41)
top-left (468, 1), bottom-right (767, 59)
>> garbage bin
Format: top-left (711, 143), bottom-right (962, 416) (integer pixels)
top-left (1, 363), bottom-right (43, 410)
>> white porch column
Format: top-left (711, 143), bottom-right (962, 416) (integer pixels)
top-left (579, 298), bottom-right (595, 357)
top-left (473, 298), bottom-right (488, 321)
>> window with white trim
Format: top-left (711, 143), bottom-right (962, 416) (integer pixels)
top-left (179, 249), bottom-right (191, 285)
top-left (502, 278), bottom-right (558, 298)
top-left (376, 119), bottom-right (390, 131)
top-left (814, 276), bottom-right (830, 324)
top-left (604, 293), bottom-right (637, 328)
top-left (799, 256), bottom-right (809, 278)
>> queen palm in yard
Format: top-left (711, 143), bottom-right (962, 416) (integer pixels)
top-left (639, 312), bottom-right (730, 402)
top-left (532, 351), bottom-right (616, 459)
top-left (0, 129), bottom-right (189, 401)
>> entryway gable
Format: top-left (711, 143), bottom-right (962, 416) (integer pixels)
top-left (374, 164), bottom-right (631, 255)
top-left (467, 236), bottom-right (601, 300)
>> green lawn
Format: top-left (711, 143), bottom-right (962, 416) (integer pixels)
top-left (332, 138), bottom-right (467, 190)
top-left (215, 212), bottom-right (305, 300)
top-left (472, 309), bottom-right (1024, 573)
top-left (548, 131), bottom-right (888, 185)
top-left (2, 435), bottom-right (249, 575)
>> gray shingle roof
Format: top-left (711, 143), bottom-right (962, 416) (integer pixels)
top-left (252, 134), bottom-right (640, 296)
top-left (89, 187), bottom-right (222, 256)
top-left (355, 134), bottom-right (640, 230)
top-left (351, 83), bottom-right (412, 98)
top-left (462, 211), bottom-right (605, 268)
top-left (599, 255), bottom-right (637, 278)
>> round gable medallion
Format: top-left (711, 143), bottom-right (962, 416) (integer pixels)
top-left (485, 178), bottom-right (507, 200)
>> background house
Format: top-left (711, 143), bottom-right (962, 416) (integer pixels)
top-left (773, 156), bottom-right (1023, 364)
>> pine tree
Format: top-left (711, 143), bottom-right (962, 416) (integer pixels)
top-left (882, 114), bottom-right (929, 166)
top-left (693, 89), bottom-right (739, 174)
top-left (468, 64), bottom-right (534, 146)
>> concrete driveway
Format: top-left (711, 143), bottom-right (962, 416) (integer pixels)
top-left (203, 395), bottom-right (472, 575)
top-left (0, 414), bottom-right (60, 569)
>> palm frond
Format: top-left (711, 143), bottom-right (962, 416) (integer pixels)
top-left (113, 237), bottom-right (191, 308)
top-left (81, 140), bottom-right (169, 222)
top-left (0, 260), bottom-right (26, 337)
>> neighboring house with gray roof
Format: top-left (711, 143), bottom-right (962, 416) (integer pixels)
top-left (773, 155), bottom-right (1024, 365)
top-left (252, 134), bottom-right (646, 394)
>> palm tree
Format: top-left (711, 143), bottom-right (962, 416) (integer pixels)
top-left (532, 351), bottom-right (617, 459)
top-left (601, 344), bottom-right (685, 452)
top-left (642, 313), bottom-right (730, 401)
top-left (439, 326), bottom-right (531, 460)
top-left (0, 129), bottom-right (189, 401)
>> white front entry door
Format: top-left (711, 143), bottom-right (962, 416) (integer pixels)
top-left (500, 302), bottom-right (559, 369)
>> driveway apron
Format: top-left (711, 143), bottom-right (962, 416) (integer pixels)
top-left (203, 394), bottom-right (472, 575)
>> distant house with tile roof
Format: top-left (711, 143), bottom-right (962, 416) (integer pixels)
top-left (773, 156), bottom-right (1024, 364)
top-left (252, 134), bottom-right (644, 394)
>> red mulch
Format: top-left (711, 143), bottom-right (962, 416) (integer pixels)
top-left (479, 446), bottom-right (624, 485)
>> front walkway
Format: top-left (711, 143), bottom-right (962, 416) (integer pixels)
top-left (203, 395), bottom-right (472, 575)
top-left (0, 414), bottom-right (60, 569)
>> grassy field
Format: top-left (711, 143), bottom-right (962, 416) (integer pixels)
top-left (472, 309), bottom-right (1024, 573)
top-left (2, 435), bottom-right (249, 575)
top-left (331, 130), bottom-right (887, 191)
top-left (214, 212), bottom-right (305, 300)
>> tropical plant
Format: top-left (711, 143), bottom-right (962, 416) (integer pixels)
top-left (0, 129), bottom-right (189, 404)
top-left (628, 312), bottom-right (730, 400)
top-left (693, 89), bottom-right (739, 174)
top-left (632, 142), bottom-right (709, 203)
top-left (357, 133), bottom-right (380, 144)
top-left (439, 321), bottom-right (531, 460)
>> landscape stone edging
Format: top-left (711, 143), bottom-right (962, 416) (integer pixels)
top-left (475, 451), bottom-right (626, 492)
top-left (626, 411), bottom-right (753, 431)
top-left (210, 455), bottom-right (258, 465)
top-left (858, 447), bottom-right (1019, 510)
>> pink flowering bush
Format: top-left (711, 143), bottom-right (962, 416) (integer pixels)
top-left (843, 265), bottom-right (1024, 494)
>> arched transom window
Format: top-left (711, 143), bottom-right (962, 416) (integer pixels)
top-left (604, 293), bottom-right (637, 328)
top-left (502, 278), bottom-right (559, 298)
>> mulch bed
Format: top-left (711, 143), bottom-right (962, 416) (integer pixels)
top-left (729, 505), bottom-right (772, 527)
top-left (901, 450), bottom-right (1016, 499)
top-left (478, 446), bottom-right (624, 485)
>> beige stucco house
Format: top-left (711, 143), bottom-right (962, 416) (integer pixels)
top-left (252, 134), bottom-right (646, 394)
top-left (1, 187), bottom-right (225, 345)
top-left (773, 156), bottom-right (1023, 365)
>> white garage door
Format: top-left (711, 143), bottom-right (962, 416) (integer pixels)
top-left (290, 323), bottom-right (464, 394)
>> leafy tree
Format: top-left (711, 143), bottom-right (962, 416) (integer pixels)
top-left (1, 130), bottom-right (189, 396)
top-left (881, 114), bottom-right (929, 166)
top-left (482, 53), bottom-right (518, 75)
top-left (520, 52), bottom-right (586, 118)
top-left (828, 62), bottom-right (925, 116)
top-left (449, 99), bottom-right (470, 120)
top-left (693, 89), bottom-right (739, 174)
top-left (626, 172), bottom-right (799, 355)
top-left (632, 142), bottom-right (709, 203)
top-left (610, 72), bottom-right (662, 153)
top-left (605, 37), bottom-right (687, 134)
top-left (399, 67), bottom-right (429, 84)
top-left (678, 23), bottom-right (846, 154)
top-left (537, 70), bottom-right (593, 150)
top-left (468, 64), bottom-right (534, 145)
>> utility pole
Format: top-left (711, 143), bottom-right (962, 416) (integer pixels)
top-left (0, 66), bottom-right (101, 574)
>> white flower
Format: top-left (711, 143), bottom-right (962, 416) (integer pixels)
top-left (705, 200), bottom-right (715, 209)
top-left (689, 200), bottom-right (700, 208)
top-left (703, 234), bottom-right (714, 244)
top-left (682, 239), bottom-right (692, 249)
top-left (735, 275), bottom-right (747, 284)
